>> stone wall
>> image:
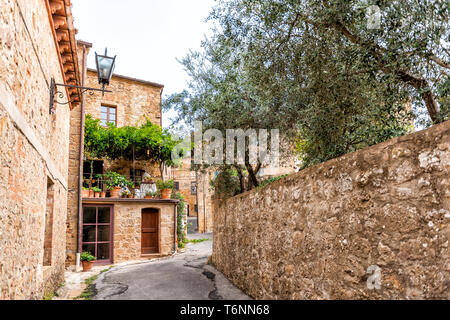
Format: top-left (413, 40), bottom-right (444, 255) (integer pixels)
top-left (213, 121), bottom-right (450, 300)
top-left (84, 69), bottom-right (163, 127)
top-left (113, 201), bottom-right (177, 262)
top-left (0, 0), bottom-right (73, 299)
top-left (197, 171), bottom-right (215, 233)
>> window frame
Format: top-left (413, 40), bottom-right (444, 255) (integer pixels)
top-left (100, 105), bottom-right (117, 127)
top-left (81, 205), bottom-right (114, 263)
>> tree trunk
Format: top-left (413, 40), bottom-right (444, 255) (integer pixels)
top-left (246, 162), bottom-right (260, 190)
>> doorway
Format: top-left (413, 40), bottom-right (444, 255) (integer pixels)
top-left (141, 208), bottom-right (159, 254)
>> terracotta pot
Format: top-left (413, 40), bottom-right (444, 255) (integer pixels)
top-left (101, 192), bottom-right (106, 198)
top-left (81, 189), bottom-right (89, 198)
top-left (88, 190), bottom-right (95, 198)
top-left (94, 192), bottom-right (100, 198)
top-left (144, 196), bottom-right (153, 199)
top-left (127, 194), bottom-right (134, 199)
top-left (81, 260), bottom-right (94, 272)
top-left (161, 189), bottom-right (172, 200)
top-left (110, 187), bottom-right (121, 198)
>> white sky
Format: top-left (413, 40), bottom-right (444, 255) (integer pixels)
top-left (71, 0), bottom-right (215, 127)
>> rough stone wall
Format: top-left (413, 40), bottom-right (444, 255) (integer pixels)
top-left (213, 121), bottom-right (450, 300)
top-left (0, 0), bottom-right (71, 299)
top-left (66, 42), bottom-right (91, 266)
top-left (111, 202), bottom-right (177, 262)
top-left (84, 70), bottom-right (162, 127)
top-left (197, 171), bottom-right (214, 233)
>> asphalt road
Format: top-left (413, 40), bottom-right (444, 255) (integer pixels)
top-left (92, 233), bottom-right (251, 300)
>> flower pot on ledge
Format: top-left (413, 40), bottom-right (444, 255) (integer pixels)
top-left (101, 192), bottom-right (106, 198)
top-left (161, 189), bottom-right (172, 200)
top-left (81, 189), bottom-right (89, 198)
top-left (88, 190), bottom-right (95, 198)
top-left (110, 187), bottom-right (121, 198)
top-left (144, 196), bottom-right (153, 199)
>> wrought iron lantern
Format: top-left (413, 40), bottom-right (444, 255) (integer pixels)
top-left (49, 48), bottom-right (116, 113)
top-left (95, 48), bottom-right (116, 91)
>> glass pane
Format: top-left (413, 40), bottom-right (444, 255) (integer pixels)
top-left (83, 225), bottom-right (96, 243)
top-left (97, 226), bottom-right (110, 242)
top-left (98, 207), bottom-right (111, 223)
top-left (109, 107), bottom-right (116, 114)
top-left (101, 106), bottom-right (108, 113)
top-left (100, 113), bottom-right (108, 120)
top-left (82, 244), bottom-right (96, 257)
top-left (97, 243), bottom-right (110, 260)
top-left (83, 207), bottom-right (96, 224)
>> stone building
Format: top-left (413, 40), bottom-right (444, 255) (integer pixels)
top-left (66, 52), bottom-right (178, 266)
top-left (0, 0), bottom-right (81, 299)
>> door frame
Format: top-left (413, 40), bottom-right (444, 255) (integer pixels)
top-left (80, 204), bottom-right (114, 264)
top-left (141, 208), bottom-right (161, 255)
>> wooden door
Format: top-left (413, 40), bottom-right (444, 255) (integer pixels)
top-left (141, 209), bottom-right (159, 254)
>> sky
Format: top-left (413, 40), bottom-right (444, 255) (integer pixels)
top-left (72, 0), bottom-right (216, 127)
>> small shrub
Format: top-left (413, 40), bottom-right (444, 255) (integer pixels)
top-left (80, 252), bottom-right (96, 262)
top-left (156, 179), bottom-right (175, 190)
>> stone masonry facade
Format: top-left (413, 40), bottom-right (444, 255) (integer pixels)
top-left (0, 0), bottom-right (79, 299)
top-left (110, 201), bottom-right (177, 262)
top-left (213, 120), bottom-right (450, 300)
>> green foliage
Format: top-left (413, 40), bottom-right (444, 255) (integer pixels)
top-left (157, 179), bottom-right (175, 190)
top-left (172, 192), bottom-right (187, 245)
top-left (258, 175), bottom-right (289, 189)
top-left (211, 169), bottom-right (241, 199)
top-left (164, 0), bottom-right (448, 181)
top-left (84, 114), bottom-right (187, 169)
top-left (101, 172), bottom-right (129, 190)
top-left (145, 191), bottom-right (157, 197)
top-left (92, 187), bottom-right (101, 193)
top-left (80, 252), bottom-right (96, 262)
top-left (186, 238), bottom-right (210, 244)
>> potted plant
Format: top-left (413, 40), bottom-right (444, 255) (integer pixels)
top-left (102, 172), bottom-right (128, 198)
top-left (122, 190), bottom-right (130, 198)
top-left (126, 181), bottom-right (135, 199)
top-left (88, 188), bottom-right (95, 198)
top-left (101, 190), bottom-right (107, 198)
top-left (80, 252), bottom-right (96, 272)
top-left (157, 179), bottom-right (174, 200)
top-left (144, 191), bottom-right (156, 199)
top-left (81, 187), bottom-right (90, 198)
top-left (92, 187), bottom-right (101, 198)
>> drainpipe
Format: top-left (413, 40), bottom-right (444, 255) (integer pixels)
top-left (174, 202), bottom-right (178, 253)
top-left (76, 44), bottom-right (87, 269)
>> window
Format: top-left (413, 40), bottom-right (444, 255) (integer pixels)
top-left (174, 181), bottom-right (180, 191)
top-left (82, 205), bottom-right (113, 262)
top-left (43, 178), bottom-right (54, 266)
top-left (130, 169), bottom-right (145, 183)
top-left (191, 182), bottom-right (197, 195)
top-left (100, 105), bottom-right (116, 127)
